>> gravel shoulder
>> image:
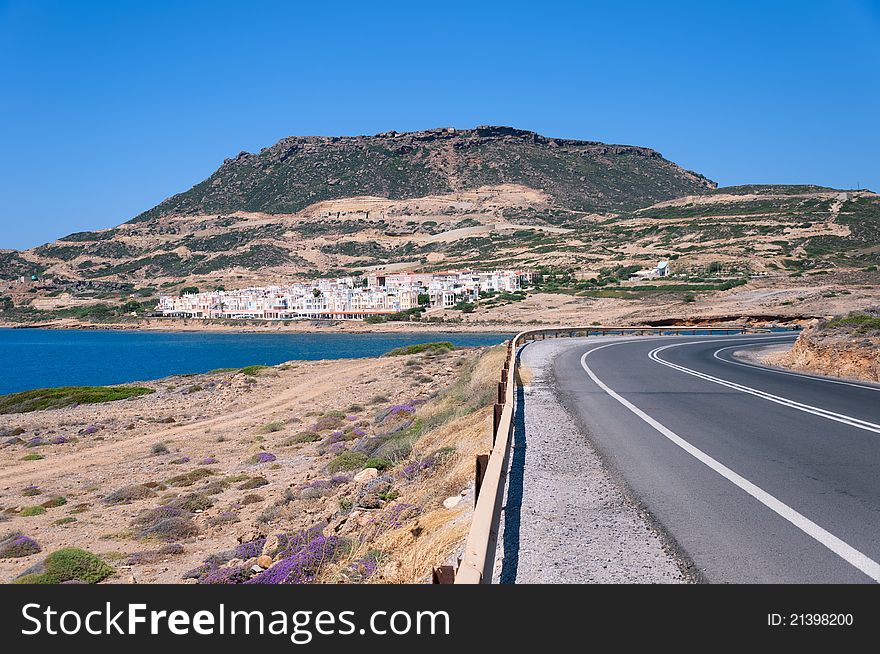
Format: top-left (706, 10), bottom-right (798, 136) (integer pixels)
top-left (492, 338), bottom-right (688, 584)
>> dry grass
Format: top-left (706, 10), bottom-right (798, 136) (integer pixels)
top-left (325, 344), bottom-right (506, 583)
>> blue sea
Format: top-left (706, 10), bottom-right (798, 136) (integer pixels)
top-left (0, 329), bottom-right (512, 395)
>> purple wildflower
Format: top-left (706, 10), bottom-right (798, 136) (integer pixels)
top-left (200, 456), bottom-right (217, 465)
top-left (351, 427), bottom-right (366, 437)
top-left (0, 533), bottom-right (41, 558)
top-left (360, 504), bottom-right (420, 543)
top-left (25, 437), bottom-right (47, 448)
top-left (328, 442), bottom-right (346, 454)
top-left (388, 403), bottom-right (417, 416)
top-left (401, 455), bottom-right (436, 479)
top-left (200, 565), bottom-right (253, 585)
top-left (330, 473), bottom-right (351, 485)
top-left (345, 415), bottom-right (358, 422)
top-left (50, 435), bottom-right (69, 445)
top-left (349, 552), bottom-right (380, 581)
top-left (234, 536), bottom-right (267, 559)
top-left (81, 426), bottom-right (99, 435)
top-left (329, 431), bottom-right (344, 443)
top-left (250, 452), bottom-right (277, 464)
top-left (246, 535), bottom-right (338, 584)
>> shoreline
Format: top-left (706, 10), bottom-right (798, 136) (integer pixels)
top-left (0, 314), bottom-right (811, 334)
top-left (0, 318), bottom-right (529, 334)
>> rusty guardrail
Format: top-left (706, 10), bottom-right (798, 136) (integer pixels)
top-left (442, 324), bottom-right (776, 584)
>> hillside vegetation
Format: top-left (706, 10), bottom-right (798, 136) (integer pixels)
top-left (2, 126), bottom-right (877, 326)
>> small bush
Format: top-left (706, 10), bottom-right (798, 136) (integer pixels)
top-left (138, 516), bottom-right (199, 542)
top-left (284, 431), bottom-right (320, 445)
top-left (21, 454), bottom-right (44, 461)
top-left (165, 468), bottom-right (215, 487)
top-left (21, 485), bottom-right (42, 497)
top-left (260, 422), bottom-right (284, 434)
top-left (248, 452), bottom-right (277, 464)
top-left (40, 496), bottom-right (67, 509)
top-left (104, 484), bottom-right (157, 505)
top-left (239, 365), bottom-right (269, 377)
top-left (125, 544), bottom-right (184, 565)
top-left (14, 547), bottom-right (115, 584)
top-left (363, 458), bottom-right (393, 472)
top-left (241, 494), bottom-right (264, 505)
top-left (238, 477), bottom-right (269, 490)
top-left (207, 512), bottom-right (240, 527)
top-left (327, 452), bottom-right (368, 473)
top-left (151, 442), bottom-right (170, 455)
top-left (20, 506), bottom-right (46, 517)
top-left (202, 479), bottom-right (230, 495)
top-left (53, 517), bottom-right (77, 526)
top-left (384, 341), bottom-right (455, 357)
top-left (169, 493), bottom-right (215, 513)
top-left (0, 533), bottom-right (41, 558)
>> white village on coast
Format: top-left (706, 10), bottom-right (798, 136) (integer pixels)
top-left (156, 269), bottom-right (537, 321)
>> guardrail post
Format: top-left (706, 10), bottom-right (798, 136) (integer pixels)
top-left (493, 403), bottom-right (503, 444)
top-left (432, 565), bottom-right (456, 584)
top-left (497, 381), bottom-right (506, 404)
top-left (474, 454), bottom-right (489, 505)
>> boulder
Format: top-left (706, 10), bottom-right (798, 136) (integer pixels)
top-left (353, 468), bottom-right (379, 483)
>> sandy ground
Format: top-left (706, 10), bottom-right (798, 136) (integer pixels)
top-left (0, 347), bottom-right (484, 583)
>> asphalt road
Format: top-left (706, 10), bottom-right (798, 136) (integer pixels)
top-left (549, 333), bottom-right (880, 583)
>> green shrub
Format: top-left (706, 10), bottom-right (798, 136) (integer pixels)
top-left (260, 421), bottom-right (284, 433)
top-left (284, 431), bottom-right (320, 445)
top-left (238, 476), bottom-right (269, 490)
top-left (327, 452), bottom-right (368, 473)
top-left (384, 342), bottom-right (455, 357)
top-left (239, 365), bottom-right (269, 377)
top-left (41, 496), bottom-right (67, 509)
top-left (20, 506), bottom-right (46, 517)
top-left (104, 483), bottom-right (158, 505)
top-left (21, 454), bottom-right (44, 461)
top-left (165, 468), bottom-right (215, 487)
top-left (151, 442), bottom-right (169, 455)
top-left (53, 517), bottom-right (77, 526)
top-left (13, 547), bottom-right (115, 584)
top-left (0, 386), bottom-right (154, 414)
top-left (363, 458), bottom-right (393, 472)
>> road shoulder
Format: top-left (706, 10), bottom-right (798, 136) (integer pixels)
top-left (492, 337), bottom-right (691, 583)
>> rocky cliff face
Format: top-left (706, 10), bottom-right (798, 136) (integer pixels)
top-left (776, 322), bottom-right (880, 382)
top-left (129, 126), bottom-right (715, 223)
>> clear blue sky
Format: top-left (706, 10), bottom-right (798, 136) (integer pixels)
top-left (1, 0), bottom-right (879, 250)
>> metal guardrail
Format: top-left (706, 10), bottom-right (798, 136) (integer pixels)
top-left (442, 324), bottom-right (777, 584)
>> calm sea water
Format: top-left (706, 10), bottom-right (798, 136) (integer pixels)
top-left (0, 329), bottom-right (512, 395)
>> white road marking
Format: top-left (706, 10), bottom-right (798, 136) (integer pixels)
top-left (648, 340), bottom-right (880, 436)
top-left (712, 343), bottom-right (880, 392)
top-left (579, 341), bottom-right (880, 583)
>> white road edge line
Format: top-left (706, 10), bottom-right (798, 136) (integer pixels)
top-left (648, 340), bottom-right (880, 435)
top-left (712, 343), bottom-right (880, 392)
top-left (579, 342), bottom-right (880, 583)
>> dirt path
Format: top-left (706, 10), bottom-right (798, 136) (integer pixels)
top-left (0, 358), bottom-right (379, 489)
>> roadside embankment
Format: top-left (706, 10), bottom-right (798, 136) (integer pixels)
top-left (756, 312), bottom-right (880, 383)
top-left (0, 344), bottom-right (503, 585)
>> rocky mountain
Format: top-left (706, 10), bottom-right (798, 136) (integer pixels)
top-left (2, 126), bottom-right (878, 325)
top-left (129, 126), bottom-right (715, 223)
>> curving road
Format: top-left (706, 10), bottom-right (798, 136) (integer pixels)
top-left (544, 333), bottom-right (880, 583)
